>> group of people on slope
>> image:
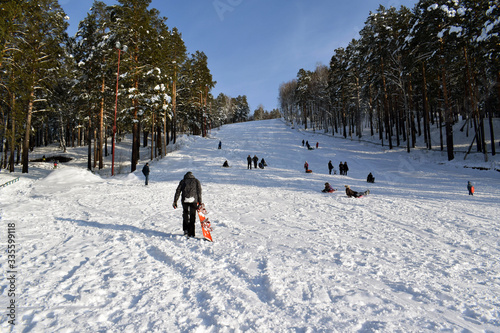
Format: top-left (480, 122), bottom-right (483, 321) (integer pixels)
top-left (247, 155), bottom-right (267, 169)
top-left (312, 160), bottom-right (350, 176)
top-left (302, 140), bottom-right (318, 150)
top-left (338, 161), bottom-right (349, 175)
top-left (141, 166), bottom-right (475, 239)
top-left (321, 183), bottom-right (369, 198)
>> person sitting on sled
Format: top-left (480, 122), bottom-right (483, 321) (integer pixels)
top-left (367, 172), bottom-right (375, 183)
top-left (322, 182), bottom-right (336, 193)
top-left (345, 185), bottom-right (369, 198)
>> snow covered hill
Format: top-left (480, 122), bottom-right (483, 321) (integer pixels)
top-left (1, 119), bottom-right (499, 332)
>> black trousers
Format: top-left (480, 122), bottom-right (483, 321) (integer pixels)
top-left (182, 203), bottom-right (197, 237)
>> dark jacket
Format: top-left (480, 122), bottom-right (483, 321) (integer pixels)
top-left (367, 173), bottom-right (374, 183)
top-left (174, 172), bottom-right (202, 205)
top-left (345, 187), bottom-right (357, 198)
top-left (142, 164), bottom-right (150, 176)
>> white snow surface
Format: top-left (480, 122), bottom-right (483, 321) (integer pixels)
top-left (1, 119), bottom-right (500, 332)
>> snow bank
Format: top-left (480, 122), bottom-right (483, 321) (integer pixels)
top-left (1, 119), bottom-right (499, 332)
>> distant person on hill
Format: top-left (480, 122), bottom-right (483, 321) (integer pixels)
top-left (339, 162), bottom-right (344, 175)
top-left (306, 141), bottom-right (310, 149)
top-left (328, 160), bottom-right (334, 175)
top-left (467, 181), bottom-right (474, 196)
top-left (247, 155), bottom-right (252, 169)
top-left (304, 161), bottom-right (309, 172)
top-left (252, 155), bottom-right (259, 169)
top-left (261, 158), bottom-right (267, 167)
top-left (222, 160), bottom-right (229, 168)
top-left (367, 172), bottom-right (375, 183)
top-left (302, 140), bottom-right (304, 146)
top-left (218, 140), bottom-right (222, 149)
top-left (345, 185), bottom-right (369, 198)
top-left (173, 172), bottom-right (203, 237)
top-left (142, 162), bottom-right (150, 185)
top-left (316, 142), bottom-right (319, 149)
top-left (343, 162), bottom-right (349, 176)
top-left (322, 182), bottom-right (336, 193)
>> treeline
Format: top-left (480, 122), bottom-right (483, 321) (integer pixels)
top-left (279, 0), bottom-right (499, 160)
top-left (251, 105), bottom-right (281, 121)
top-left (0, 0), bottom-right (250, 174)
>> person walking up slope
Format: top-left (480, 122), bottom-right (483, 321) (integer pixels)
top-left (328, 160), bottom-right (334, 175)
top-left (142, 163), bottom-right (150, 185)
top-left (173, 172), bottom-right (203, 237)
top-left (253, 155), bottom-right (259, 169)
top-left (467, 181), bottom-right (474, 196)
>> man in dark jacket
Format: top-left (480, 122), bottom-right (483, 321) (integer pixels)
top-left (142, 163), bottom-right (150, 185)
top-left (252, 155), bottom-right (259, 169)
top-left (173, 172), bottom-right (203, 237)
top-left (328, 160), bottom-right (334, 175)
top-left (247, 155), bottom-right (252, 169)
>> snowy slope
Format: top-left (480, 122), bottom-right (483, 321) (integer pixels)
top-left (1, 119), bottom-right (499, 332)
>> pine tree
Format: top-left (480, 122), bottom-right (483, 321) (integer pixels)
top-left (165, 27), bottom-right (187, 145)
top-left (19, 0), bottom-right (68, 173)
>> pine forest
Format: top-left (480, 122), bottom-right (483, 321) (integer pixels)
top-left (1, 0), bottom-right (499, 175)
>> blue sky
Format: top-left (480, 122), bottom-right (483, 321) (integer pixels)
top-left (60, 0), bottom-right (419, 113)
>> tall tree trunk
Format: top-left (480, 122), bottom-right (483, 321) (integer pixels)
top-left (489, 108), bottom-right (496, 156)
top-left (440, 43), bottom-right (454, 161)
top-left (9, 93), bottom-right (15, 172)
top-left (172, 75), bottom-right (177, 144)
top-left (93, 128), bottom-right (97, 169)
top-left (151, 113), bottom-right (154, 161)
top-left (422, 63), bottom-right (431, 150)
top-left (22, 90), bottom-right (35, 173)
top-left (163, 99), bottom-right (167, 155)
top-left (131, 105), bottom-right (139, 172)
top-left (59, 109), bottom-right (67, 153)
top-left (98, 77), bottom-right (105, 169)
top-left (87, 114), bottom-right (92, 171)
top-left (381, 59), bottom-right (392, 149)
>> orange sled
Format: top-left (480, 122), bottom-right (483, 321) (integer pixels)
top-left (197, 204), bottom-right (213, 242)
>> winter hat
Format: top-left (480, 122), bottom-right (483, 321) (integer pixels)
top-left (344, 185), bottom-right (350, 188)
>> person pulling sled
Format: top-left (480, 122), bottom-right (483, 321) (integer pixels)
top-left (173, 172), bottom-right (203, 237)
top-left (467, 181), bottom-right (474, 196)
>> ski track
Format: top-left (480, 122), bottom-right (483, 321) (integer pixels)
top-left (1, 119), bottom-right (499, 332)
